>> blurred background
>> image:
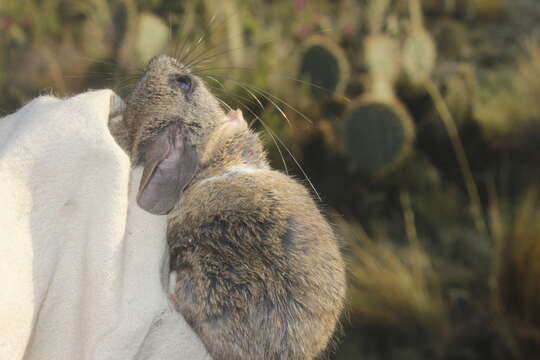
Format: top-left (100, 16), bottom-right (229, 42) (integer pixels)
top-left (2, 0), bottom-right (540, 358)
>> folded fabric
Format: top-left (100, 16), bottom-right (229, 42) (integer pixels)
top-left (0, 90), bottom-right (210, 360)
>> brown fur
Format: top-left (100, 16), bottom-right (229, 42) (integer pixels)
top-left (119, 55), bottom-right (346, 360)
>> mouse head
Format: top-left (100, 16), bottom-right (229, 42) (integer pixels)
top-left (124, 55), bottom-right (226, 162)
top-left (123, 55), bottom-right (248, 215)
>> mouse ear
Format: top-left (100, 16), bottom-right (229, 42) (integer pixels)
top-left (136, 124), bottom-right (198, 215)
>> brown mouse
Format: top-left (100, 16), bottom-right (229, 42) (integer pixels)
top-left (117, 55), bottom-right (346, 360)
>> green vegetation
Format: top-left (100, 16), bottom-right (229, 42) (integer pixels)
top-left (3, 0), bottom-right (540, 358)
top-left (344, 98), bottom-right (414, 175)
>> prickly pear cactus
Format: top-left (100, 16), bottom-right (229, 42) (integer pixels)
top-left (432, 19), bottom-right (471, 61)
top-left (345, 97), bottom-right (415, 175)
top-left (135, 12), bottom-right (169, 65)
top-left (299, 36), bottom-right (350, 98)
top-left (403, 27), bottom-right (437, 87)
top-left (364, 34), bottom-right (402, 90)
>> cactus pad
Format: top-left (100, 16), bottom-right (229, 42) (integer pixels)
top-left (299, 36), bottom-right (349, 98)
top-left (345, 98), bottom-right (415, 175)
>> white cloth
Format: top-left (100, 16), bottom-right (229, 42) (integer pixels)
top-left (0, 90), bottom-right (210, 360)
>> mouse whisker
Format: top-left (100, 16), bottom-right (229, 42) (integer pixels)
top-left (213, 96), bottom-right (234, 113)
top-left (179, 15), bottom-right (222, 65)
top-left (186, 39), bottom-right (276, 72)
top-left (202, 74), bottom-right (311, 127)
top-left (112, 77), bottom-right (140, 90)
top-left (209, 84), bottom-right (325, 198)
top-left (64, 71), bottom-right (141, 82)
top-left (176, 11), bottom-right (235, 67)
top-left (218, 87), bottom-right (320, 200)
top-left (241, 83), bottom-right (291, 126)
top-left (66, 54), bottom-right (120, 68)
top-left (178, 12), bottom-right (273, 70)
top-left (246, 109), bottom-right (290, 176)
top-left (212, 89), bottom-right (289, 176)
top-left (197, 66), bottom-right (346, 101)
top-left (171, 11), bottom-right (189, 62)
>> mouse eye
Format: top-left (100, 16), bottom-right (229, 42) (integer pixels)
top-left (173, 74), bottom-right (193, 93)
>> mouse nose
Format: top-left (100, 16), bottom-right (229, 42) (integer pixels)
top-left (146, 55), bottom-right (188, 78)
top-left (148, 54), bottom-right (171, 66)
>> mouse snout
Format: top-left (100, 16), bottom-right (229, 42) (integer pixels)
top-left (147, 54), bottom-right (175, 69)
top-left (146, 55), bottom-right (186, 75)
top-left (144, 55), bottom-right (192, 93)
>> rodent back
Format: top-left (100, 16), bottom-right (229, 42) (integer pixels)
top-left (168, 169), bottom-right (346, 359)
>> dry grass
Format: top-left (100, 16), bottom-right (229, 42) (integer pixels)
top-left (475, 35), bottom-right (540, 142)
top-left (490, 188), bottom-right (540, 357)
top-left (339, 219), bottom-right (448, 331)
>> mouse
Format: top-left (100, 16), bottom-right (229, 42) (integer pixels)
top-left (115, 55), bottom-right (346, 360)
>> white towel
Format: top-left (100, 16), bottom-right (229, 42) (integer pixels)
top-left (0, 90), bottom-right (210, 360)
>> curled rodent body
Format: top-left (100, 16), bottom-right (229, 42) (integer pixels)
top-left (117, 55), bottom-right (346, 360)
top-left (169, 126), bottom-right (345, 360)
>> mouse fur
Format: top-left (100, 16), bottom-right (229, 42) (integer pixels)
top-left (118, 55), bottom-right (346, 360)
